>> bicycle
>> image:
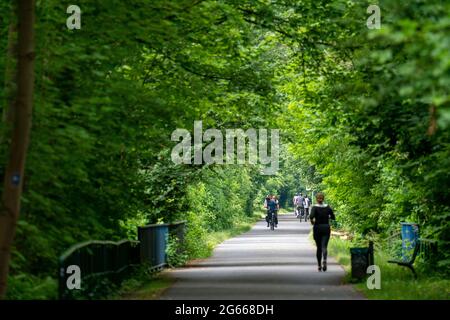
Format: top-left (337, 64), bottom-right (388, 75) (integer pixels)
top-left (270, 210), bottom-right (275, 230)
top-left (299, 207), bottom-right (305, 222)
top-left (304, 207), bottom-right (310, 222)
top-left (269, 209), bottom-right (276, 230)
top-left (295, 205), bottom-right (301, 218)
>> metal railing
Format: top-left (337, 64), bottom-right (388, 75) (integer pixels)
top-left (58, 221), bottom-right (186, 299)
top-left (138, 221), bottom-right (186, 271)
top-left (418, 238), bottom-right (438, 261)
top-left (385, 226), bottom-right (438, 262)
top-left (58, 239), bottom-right (140, 299)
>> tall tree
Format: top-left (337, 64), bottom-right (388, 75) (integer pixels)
top-left (0, 0), bottom-right (35, 298)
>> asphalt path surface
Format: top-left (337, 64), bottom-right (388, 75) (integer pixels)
top-left (160, 214), bottom-right (365, 300)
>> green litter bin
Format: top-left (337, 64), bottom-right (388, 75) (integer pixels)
top-left (350, 241), bottom-right (374, 281)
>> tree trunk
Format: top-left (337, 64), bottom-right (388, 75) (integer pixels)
top-left (2, 21), bottom-right (18, 124)
top-left (427, 105), bottom-right (437, 136)
top-left (0, 0), bottom-right (36, 299)
top-left (1, 3), bottom-right (18, 147)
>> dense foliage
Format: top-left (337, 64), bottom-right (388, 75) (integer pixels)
top-left (0, 0), bottom-right (448, 298)
top-left (278, 0), bottom-right (450, 270)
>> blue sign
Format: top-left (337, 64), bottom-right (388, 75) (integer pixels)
top-left (401, 223), bottom-right (419, 261)
top-left (11, 173), bottom-right (21, 186)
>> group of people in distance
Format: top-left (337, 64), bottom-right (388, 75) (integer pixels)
top-left (263, 192), bottom-right (335, 272)
top-left (292, 193), bottom-right (311, 220)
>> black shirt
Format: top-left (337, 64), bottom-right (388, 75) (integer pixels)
top-left (310, 205), bottom-right (335, 225)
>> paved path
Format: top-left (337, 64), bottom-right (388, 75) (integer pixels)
top-left (160, 214), bottom-right (365, 300)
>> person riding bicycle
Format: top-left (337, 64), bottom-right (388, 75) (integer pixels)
top-left (293, 193), bottom-right (300, 216)
top-left (297, 193), bottom-right (305, 219)
top-left (304, 195), bottom-right (311, 220)
top-left (266, 195), bottom-right (279, 228)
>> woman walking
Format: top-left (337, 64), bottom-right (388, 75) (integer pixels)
top-left (310, 192), bottom-right (335, 272)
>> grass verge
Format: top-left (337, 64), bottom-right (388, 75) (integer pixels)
top-left (202, 214), bottom-right (261, 255)
top-left (328, 235), bottom-right (450, 299)
top-left (116, 269), bottom-right (175, 300)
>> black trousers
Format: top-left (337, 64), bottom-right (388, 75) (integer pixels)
top-left (313, 224), bottom-right (331, 266)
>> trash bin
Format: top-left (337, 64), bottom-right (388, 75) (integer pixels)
top-left (350, 241), bottom-right (374, 281)
top-left (401, 223), bottom-right (419, 261)
top-left (138, 224), bottom-right (169, 267)
top-left (350, 247), bottom-right (369, 280)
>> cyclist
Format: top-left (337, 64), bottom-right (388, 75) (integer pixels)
top-left (310, 192), bottom-right (335, 272)
top-left (266, 195), bottom-right (279, 228)
top-left (304, 195), bottom-right (311, 221)
top-left (297, 193), bottom-right (305, 220)
top-left (293, 193), bottom-right (300, 216)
